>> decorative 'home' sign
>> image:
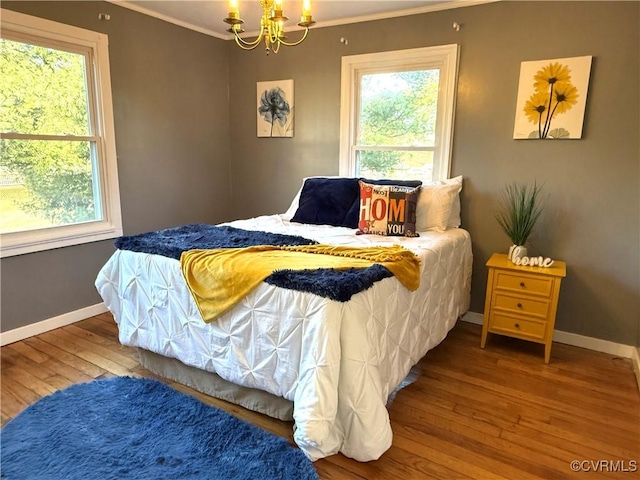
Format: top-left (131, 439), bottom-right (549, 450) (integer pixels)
top-left (513, 255), bottom-right (555, 268)
top-left (257, 79), bottom-right (294, 138)
top-left (513, 56), bottom-right (592, 140)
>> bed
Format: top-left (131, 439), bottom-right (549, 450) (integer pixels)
top-left (95, 176), bottom-right (472, 462)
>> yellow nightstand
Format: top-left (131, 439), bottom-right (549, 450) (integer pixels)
top-left (480, 253), bottom-right (566, 363)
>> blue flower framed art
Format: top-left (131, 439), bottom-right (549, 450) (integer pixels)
top-left (513, 56), bottom-right (592, 139)
top-left (257, 79), bottom-right (294, 137)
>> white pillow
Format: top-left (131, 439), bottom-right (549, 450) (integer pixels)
top-left (416, 176), bottom-right (463, 232)
top-left (448, 190), bottom-right (461, 229)
top-left (283, 183), bottom-right (304, 218)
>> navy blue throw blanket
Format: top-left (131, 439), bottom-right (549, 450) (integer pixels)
top-left (115, 224), bottom-right (393, 302)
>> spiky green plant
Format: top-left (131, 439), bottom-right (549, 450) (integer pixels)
top-left (495, 182), bottom-right (543, 246)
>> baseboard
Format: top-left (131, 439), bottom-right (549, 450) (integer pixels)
top-left (461, 311), bottom-right (636, 359)
top-left (632, 347), bottom-right (640, 392)
top-left (0, 303), bottom-right (108, 347)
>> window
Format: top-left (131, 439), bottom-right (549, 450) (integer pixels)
top-left (0, 9), bottom-right (121, 257)
top-left (339, 45), bottom-right (459, 182)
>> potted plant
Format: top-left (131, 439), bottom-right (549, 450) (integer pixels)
top-left (495, 182), bottom-right (543, 261)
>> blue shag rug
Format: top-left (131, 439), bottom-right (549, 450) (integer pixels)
top-left (1, 377), bottom-right (318, 480)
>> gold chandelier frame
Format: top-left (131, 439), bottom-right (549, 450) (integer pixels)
top-left (224, 0), bottom-right (315, 54)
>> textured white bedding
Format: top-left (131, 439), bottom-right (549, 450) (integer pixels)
top-left (95, 214), bottom-right (472, 461)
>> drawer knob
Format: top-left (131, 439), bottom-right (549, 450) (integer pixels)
top-left (517, 303), bottom-right (523, 308)
top-left (520, 282), bottom-right (526, 287)
top-left (514, 323), bottom-right (520, 329)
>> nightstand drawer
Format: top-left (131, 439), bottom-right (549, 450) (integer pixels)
top-left (489, 313), bottom-right (546, 341)
top-left (494, 271), bottom-right (553, 297)
top-left (492, 292), bottom-right (551, 319)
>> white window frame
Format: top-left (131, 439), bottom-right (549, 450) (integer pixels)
top-left (0, 9), bottom-right (122, 257)
top-left (339, 44), bottom-right (459, 181)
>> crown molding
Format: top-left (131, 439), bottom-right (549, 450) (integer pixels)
top-left (106, 0), bottom-right (500, 41)
top-left (308, 0), bottom-right (499, 32)
top-left (104, 1), bottom-right (228, 39)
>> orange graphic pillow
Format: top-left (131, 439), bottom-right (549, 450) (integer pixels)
top-left (357, 181), bottom-right (420, 237)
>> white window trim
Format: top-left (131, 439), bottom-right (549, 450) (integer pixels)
top-left (0, 9), bottom-right (122, 257)
top-left (339, 44), bottom-right (460, 181)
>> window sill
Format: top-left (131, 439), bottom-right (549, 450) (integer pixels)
top-left (0, 222), bottom-right (122, 257)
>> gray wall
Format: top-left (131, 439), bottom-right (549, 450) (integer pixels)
top-left (2, 1), bottom-right (638, 348)
top-left (1, 2), bottom-right (232, 332)
top-left (227, 1), bottom-right (639, 346)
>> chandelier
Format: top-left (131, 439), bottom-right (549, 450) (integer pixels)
top-left (224, 0), bottom-right (315, 54)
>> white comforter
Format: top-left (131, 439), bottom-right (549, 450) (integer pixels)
top-left (95, 214), bottom-right (472, 461)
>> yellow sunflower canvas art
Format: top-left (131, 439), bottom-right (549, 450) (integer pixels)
top-left (513, 56), bottom-right (592, 139)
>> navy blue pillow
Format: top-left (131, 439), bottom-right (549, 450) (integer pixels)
top-left (344, 178), bottom-right (423, 228)
top-left (291, 177), bottom-right (360, 227)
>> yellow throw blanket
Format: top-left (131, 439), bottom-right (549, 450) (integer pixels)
top-left (180, 244), bottom-right (421, 323)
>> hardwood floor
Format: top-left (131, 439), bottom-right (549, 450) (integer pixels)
top-left (2, 313), bottom-right (638, 479)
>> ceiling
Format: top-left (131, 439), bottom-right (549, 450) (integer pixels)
top-left (109, 0), bottom-right (491, 39)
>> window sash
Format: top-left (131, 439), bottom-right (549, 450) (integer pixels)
top-left (0, 8), bottom-right (122, 257)
top-left (1, 31), bottom-right (99, 139)
top-left (353, 145), bottom-right (436, 152)
top-left (355, 68), bottom-right (439, 148)
top-left (1, 133), bottom-right (99, 142)
top-left (339, 45), bottom-right (459, 182)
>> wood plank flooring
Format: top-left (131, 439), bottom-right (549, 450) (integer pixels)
top-left (2, 313), bottom-right (638, 479)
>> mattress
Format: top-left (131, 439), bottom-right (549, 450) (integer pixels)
top-left (95, 214), bottom-right (472, 461)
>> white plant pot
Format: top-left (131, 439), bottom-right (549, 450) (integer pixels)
top-left (508, 245), bottom-right (528, 262)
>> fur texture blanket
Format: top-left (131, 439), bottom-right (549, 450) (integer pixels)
top-left (115, 224), bottom-right (393, 302)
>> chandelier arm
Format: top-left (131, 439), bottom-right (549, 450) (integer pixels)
top-left (276, 27), bottom-right (309, 47)
top-left (233, 24), bottom-right (266, 49)
top-left (234, 36), bottom-right (263, 50)
top-left (266, 22), bottom-right (280, 45)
